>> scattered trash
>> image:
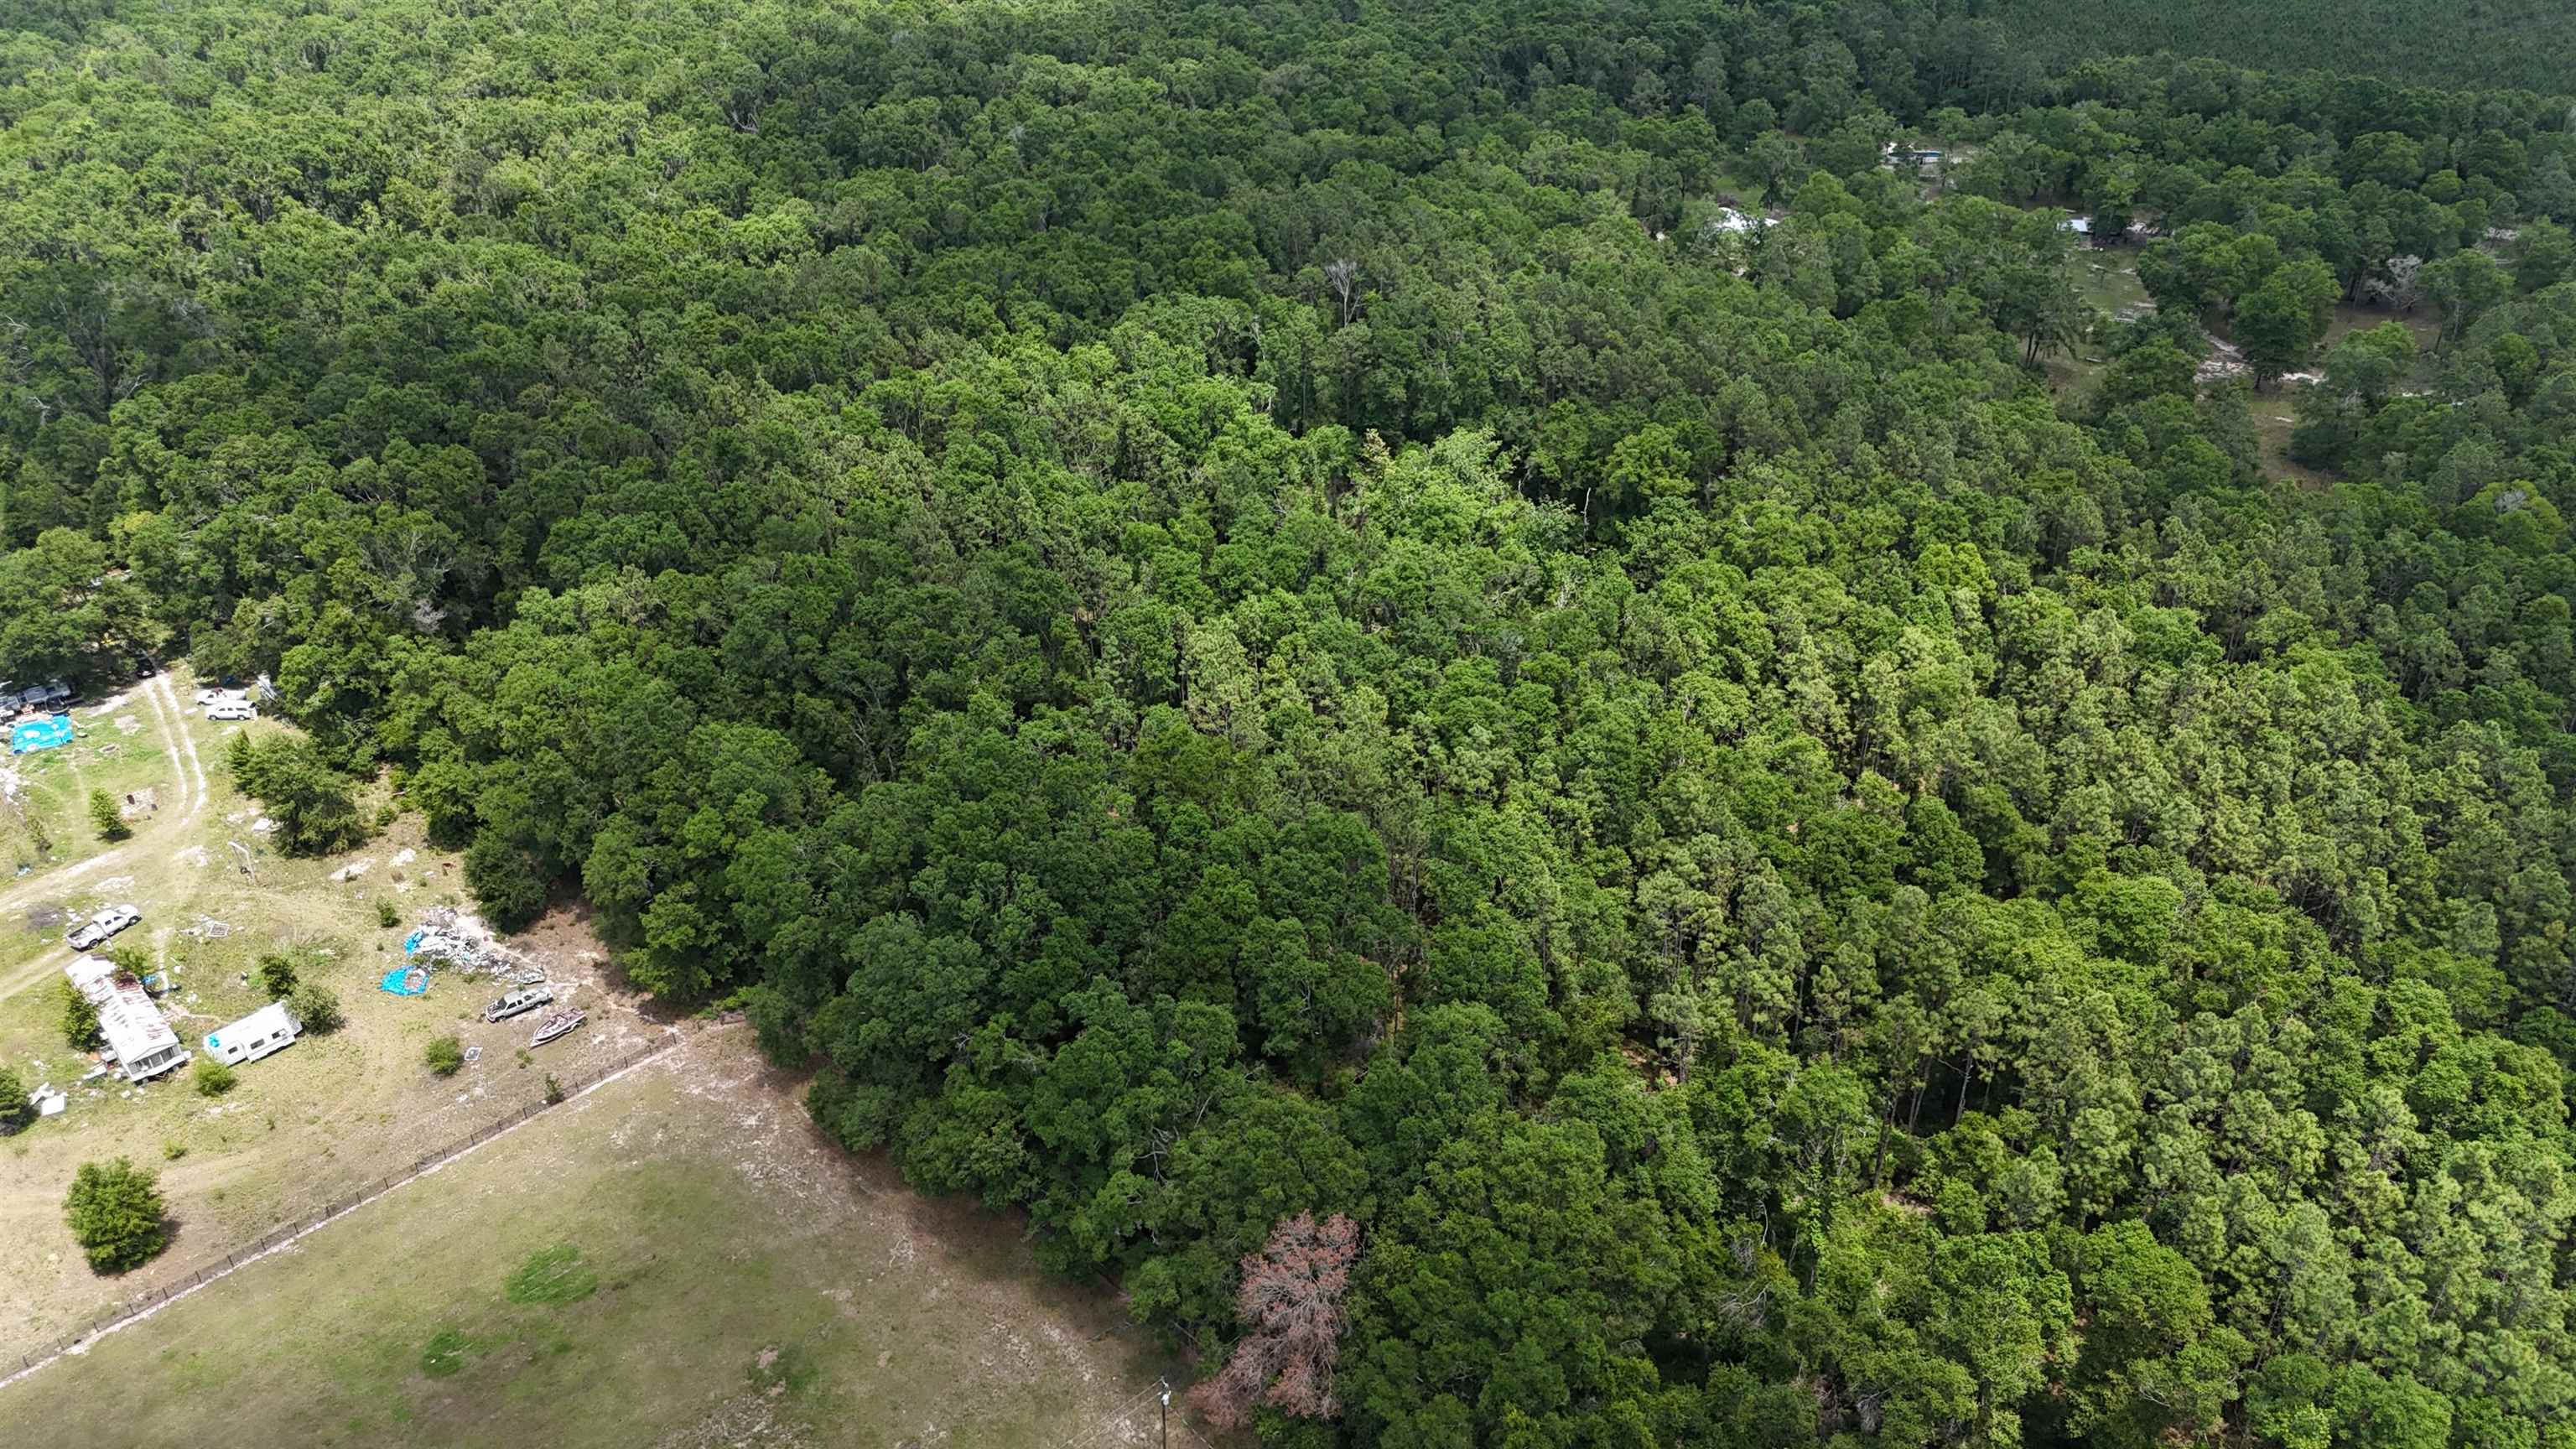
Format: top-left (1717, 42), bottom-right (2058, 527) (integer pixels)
top-left (25, 903), bottom-right (64, 931)
top-left (249, 817), bottom-right (278, 834)
top-left (463, 1045), bottom-right (483, 1065)
top-left (33, 1085), bottom-right (67, 1118)
top-left (392, 848), bottom-right (418, 867)
top-left (330, 858), bottom-right (374, 882)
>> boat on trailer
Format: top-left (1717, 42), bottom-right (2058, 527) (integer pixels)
top-left (529, 1008), bottom-right (585, 1047)
top-left (483, 984), bottom-right (553, 1023)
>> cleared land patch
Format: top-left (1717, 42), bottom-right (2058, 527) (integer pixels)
top-left (0, 1031), bottom-right (1181, 1447)
top-left (0, 671), bottom-right (674, 1350)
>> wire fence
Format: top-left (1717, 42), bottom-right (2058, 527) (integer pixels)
top-left (6, 1033), bottom-right (680, 1380)
top-left (1058, 1379), bottom-right (1218, 1449)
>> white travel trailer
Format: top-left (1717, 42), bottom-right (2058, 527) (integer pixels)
top-left (203, 1001), bottom-right (301, 1067)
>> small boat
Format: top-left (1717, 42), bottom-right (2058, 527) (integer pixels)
top-left (529, 1009), bottom-right (584, 1047)
top-left (483, 985), bottom-right (553, 1023)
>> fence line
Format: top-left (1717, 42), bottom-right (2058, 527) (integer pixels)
top-left (1059, 1379), bottom-right (1218, 1449)
top-left (4, 1033), bottom-right (682, 1384)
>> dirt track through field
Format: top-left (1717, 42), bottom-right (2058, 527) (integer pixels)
top-left (0, 677), bottom-right (209, 1003)
top-left (149, 675), bottom-right (210, 823)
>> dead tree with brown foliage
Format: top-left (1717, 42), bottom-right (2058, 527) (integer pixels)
top-left (1190, 1212), bottom-right (1361, 1430)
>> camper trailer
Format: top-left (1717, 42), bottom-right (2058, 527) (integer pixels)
top-left (203, 1000), bottom-right (300, 1067)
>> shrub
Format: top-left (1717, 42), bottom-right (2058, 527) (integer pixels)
top-left (287, 983), bottom-right (344, 1034)
top-left (0, 1065), bottom-right (33, 1132)
top-left (59, 980), bottom-right (101, 1052)
top-left (162, 1140), bottom-right (187, 1161)
top-left (194, 1060), bottom-right (237, 1096)
top-left (424, 1036), bottom-right (465, 1076)
top-left (64, 1157), bottom-right (169, 1272)
top-left (89, 790), bottom-right (129, 842)
top-left (254, 953), bottom-right (299, 999)
top-left (543, 1073), bottom-right (565, 1105)
top-left (376, 899), bottom-right (399, 929)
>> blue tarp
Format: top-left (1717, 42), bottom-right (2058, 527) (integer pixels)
top-left (378, 964), bottom-right (429, 996)
top-left (9, 714), bottom-right (72, 753)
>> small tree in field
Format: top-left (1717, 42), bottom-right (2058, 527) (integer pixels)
top-left (1190, 1213), bottom-right (1362, 1431)
top-left (255, 953), bottom-right (299, 999)
top-left (288, 983), bottom-right (344, 1034)
top-left (0, 1065), bottom-right (33, 1132)
top-left (89, 790), bottom-right (129, 842)
top-left (65, 1157), bottom-right (169, 1272)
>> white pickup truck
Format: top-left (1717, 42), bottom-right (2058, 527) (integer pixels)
top-left (67, 904), bottom-right (142, 952)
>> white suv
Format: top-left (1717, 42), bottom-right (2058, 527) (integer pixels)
top-left (207, 701), bottom-right (257, 721)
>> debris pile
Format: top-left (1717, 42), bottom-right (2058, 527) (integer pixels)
top-left (386, 909), bottom-right (546, 995)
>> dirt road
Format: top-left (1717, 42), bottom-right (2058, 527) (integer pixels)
top-left (0, 678), bottom-right (205, 1001)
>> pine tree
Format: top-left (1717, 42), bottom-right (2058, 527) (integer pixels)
top-left (64, 1157), bottom-right (169, 1272)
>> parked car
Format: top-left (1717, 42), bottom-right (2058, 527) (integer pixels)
top-left (483, 985), bottom-right (554, 1023)
top-left (67, 904), bottom-right (142, 951)
top-left (207, 702), bottom-right (257, 721)
top-left (194, 688), bottom-right (229, 707)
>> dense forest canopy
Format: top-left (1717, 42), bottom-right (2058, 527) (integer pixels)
top-left (1978, 0), bottom-right (2576, 99)
top-left (4, 0), bottom-right (2576, 1443)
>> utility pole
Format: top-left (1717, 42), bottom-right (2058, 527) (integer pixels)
top-left (1159, 1384), bottom-right (1170, 1449)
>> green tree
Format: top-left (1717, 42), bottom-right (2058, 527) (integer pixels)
top-left (64, 1157), bottom-right (169, 1272)
top-left (59, 980), bottom-right (101, 1052)
top-left (287, 983), bottom-right (344, 1034)
top-left (193, 1059), bottom-right (236, 1096)
top-left (255, 953), bottom-right (299, 999)
top-left (231, 737), bottom-right (364, 856)
top-left (88, 790), bottom-right (129, 842)
top-left (0, 1065), bottom-right (33, 1132)
top-left (2234, 257), bottom-right (2340, 386)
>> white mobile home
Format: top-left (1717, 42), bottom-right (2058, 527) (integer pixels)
top-left (63, 956), bottom-right (188, 1083)
top-left (204, 1001), bottom-right (301, 1067)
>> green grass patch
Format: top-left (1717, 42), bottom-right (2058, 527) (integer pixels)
top-left (418, 1326), bottom-right (479, 1379)
top-left (746, 1341), bottom-right (822, 1398)
top-left (502, 1242), bottom-right (597, 1306)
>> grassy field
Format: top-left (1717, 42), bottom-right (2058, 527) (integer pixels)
top-left (2044, 243), bottom-right (2153, 397)
top-left (0, 1031), bottom-right (1186, 1447)
top-left (0, 679), bottom-right (196, 879)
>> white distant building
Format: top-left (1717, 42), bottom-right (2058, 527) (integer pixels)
top-left (64, 956), bottom-right (188, 1083)
top-left (204, 1001), bottom-right (300, 1067)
